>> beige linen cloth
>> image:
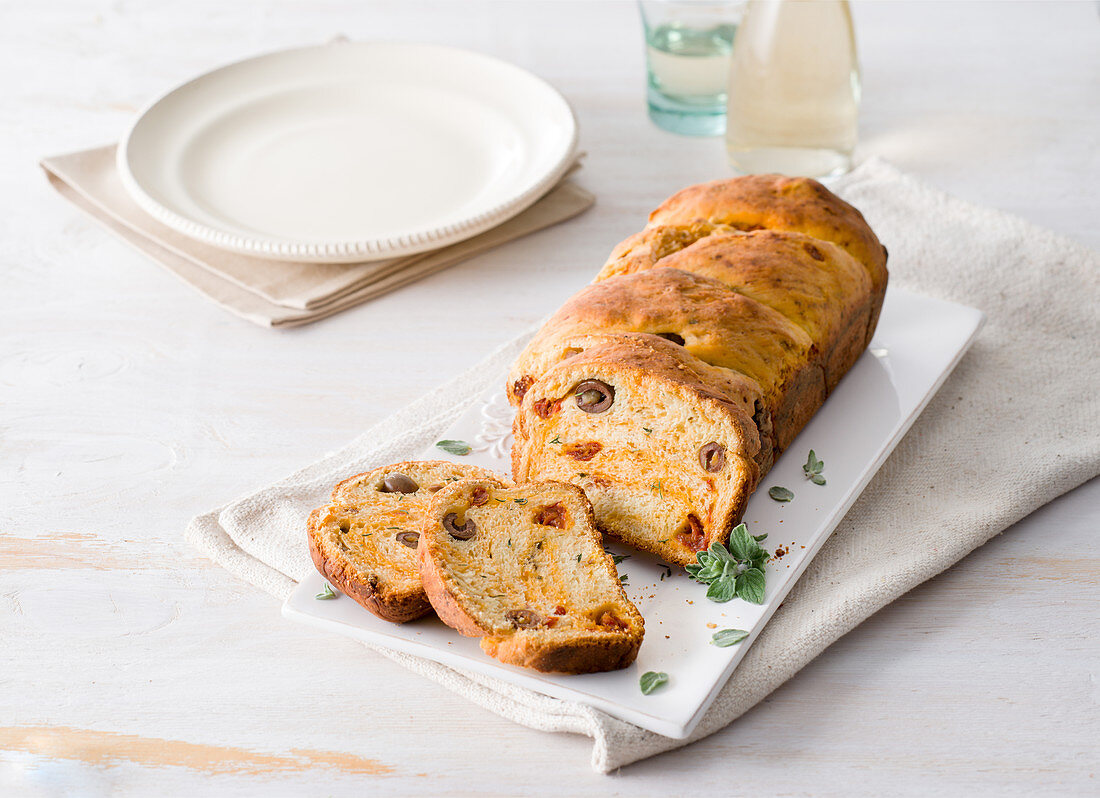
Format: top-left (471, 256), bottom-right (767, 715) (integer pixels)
top-left (186, 159), bottom-right (1099, 772)
top-left (39, 146), bottom-right (593, 327)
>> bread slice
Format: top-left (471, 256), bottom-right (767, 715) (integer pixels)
top-left (307, 460), bottom-right (499, 623)
top-left (512, 333), bottom-right (762, 567)
top-left (418, 478), bottom-right (644, 673)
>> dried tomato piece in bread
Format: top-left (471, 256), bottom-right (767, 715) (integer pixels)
top-left (307, 460), bottom-right (499, 623)
top-left (418, 478), bottom-right (644, 673)
top-left (512, 334), bottom-right (762, 567)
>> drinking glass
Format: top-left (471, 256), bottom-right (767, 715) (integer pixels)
top-left (639, 0), bottom-right (746, 136)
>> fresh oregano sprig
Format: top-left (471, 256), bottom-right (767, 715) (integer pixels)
top-left (684, 523), bottom-right (768, 604)
top-left (803, 449), bottom-right (826, 485)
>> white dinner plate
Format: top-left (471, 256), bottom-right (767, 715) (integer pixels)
top-left (283, 288), bottom-right (984, 738)
top-left (118, 42), bottom-right (579, 262)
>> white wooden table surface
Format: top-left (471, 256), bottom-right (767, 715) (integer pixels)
top-left (2, 1), bottom-right (1097, 795)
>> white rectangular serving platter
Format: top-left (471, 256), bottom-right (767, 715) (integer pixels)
top-left (284, 287), bottom-right (984, 739)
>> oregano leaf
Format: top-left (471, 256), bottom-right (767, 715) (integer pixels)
top-left (706, 576), bottom-right (738, 603)
top-left (726, 523), bottom-right (756, 561)
top-left (736, 568), bottom-right (766, 604)
top-left (707, 541), bottom-right (734, 563)
top-left (711, 628), bottom-right (749, 647)
top-left (435, 439), bottom-right (472, 456)
top-left (315, 583), bottom-right (337, 600)
top-left (640, 671), bottom-right (669, 695)
top-left (768, 486), bottom-right (794, 502)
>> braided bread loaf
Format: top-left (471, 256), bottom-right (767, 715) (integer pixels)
top-left (509, 175), bottom-right (887, 565)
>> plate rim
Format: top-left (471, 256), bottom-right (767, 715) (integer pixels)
top-left (279, 289), bottom-right (986, 738)
top-left (117, 40), bottom-right (580, 263)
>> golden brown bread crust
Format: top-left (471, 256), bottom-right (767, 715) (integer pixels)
top-left (512, 334), bottom-right (761, 566)
top-left (645, 174), bottom-right (888, 325)
top-left (306, 460), bottom-right (499, 624)
top-left (603, 221), bottom-right (734, 273)
top-left (480, 630), bottom-right (642, 673)
top-left (511, 267), bottom-right (815, 405)
top-left (418, 479), bottom-right (644, 673)
top-left (598, 229), bottom-right (874, 391)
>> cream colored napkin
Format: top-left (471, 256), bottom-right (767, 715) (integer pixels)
top-left (39, 146), bottom-right (593, 327)
top-left (186, 159), bottom-right (1099, 772)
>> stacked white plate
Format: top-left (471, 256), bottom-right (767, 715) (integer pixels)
top-left (118, 42), bottom-right (579, 263)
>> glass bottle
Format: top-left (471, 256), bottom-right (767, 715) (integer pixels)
top-left (725, 0), bottom-right (860, 177)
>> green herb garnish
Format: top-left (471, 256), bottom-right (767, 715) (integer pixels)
top-left (606, 550), bottom-right (631, 566)
top-left (753, 533), bottom-right (768, 542)
top-left (315, 584), bottom-right (337, 600)
top-left (619, 574), bottom-right (629, 584)
top-left (640, 671), bottom-right (669, 695)
top-left (642, 427), bottom-right (653, 434)
top-left (768, 486), bottom-right (794, 502)
top-left (436, 439), bottom-right (471, 456)
top-left (658, 563), bottom-right (673, 581)
top-left (711, 628), bottom-right (749, 647)
top-left (684, 524), bottom-right (769, 605)
top-left (576, 554), bottom-right (582, 563)
top-left (803, 449), bottom-right (826, 485)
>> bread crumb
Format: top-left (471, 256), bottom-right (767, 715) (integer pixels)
top-left (706, 622), bottom-right (717, 629)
